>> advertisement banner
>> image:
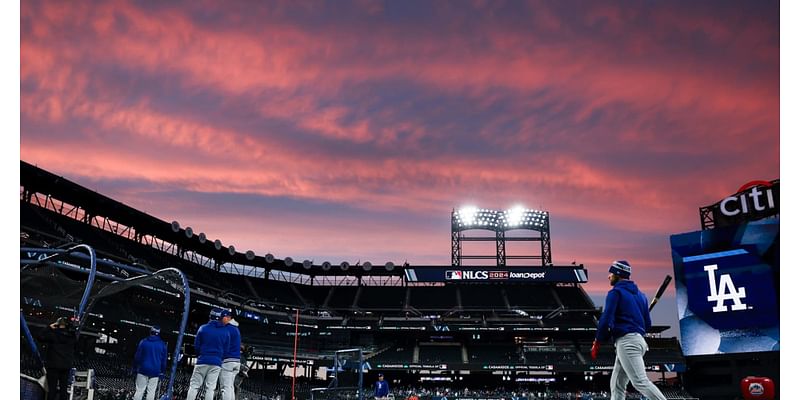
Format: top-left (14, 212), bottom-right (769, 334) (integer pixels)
top-left (404, 267), bottom-right (587, 283)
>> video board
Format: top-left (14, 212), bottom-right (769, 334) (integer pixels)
top-left (670, 219), bottom-right (779, 356)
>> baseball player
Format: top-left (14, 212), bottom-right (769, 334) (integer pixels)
top-left (592, 260), bottom-right (666, 400)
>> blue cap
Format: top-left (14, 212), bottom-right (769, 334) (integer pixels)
top-left (150, 325), bottom-right (161, 335)
top-left (609, 260), bottom-right (632, 279)
top-left (210, 308), bottom-right (233, 320)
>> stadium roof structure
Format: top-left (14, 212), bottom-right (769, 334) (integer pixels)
top-left (20, 161), bottom-right (403, 276)
top-left (21, 161), bottom-right (587, 281)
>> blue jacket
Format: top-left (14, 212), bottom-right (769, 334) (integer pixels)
top-left (375, 380), bottom-right (389, 397)
top-left (595, 280), bottom-right (651, 342)
top-left (194, 320), bottom-right (230, 366)
top-left (134, 335), bottom-right (167, 378)
top-left (223, 324), bottom-right (241, 363)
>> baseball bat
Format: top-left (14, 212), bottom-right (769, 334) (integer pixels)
top-left (649, 275), bottom-right (672, 312)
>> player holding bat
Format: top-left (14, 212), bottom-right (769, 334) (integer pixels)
top-left (591, 260), bottom-right (667, 400)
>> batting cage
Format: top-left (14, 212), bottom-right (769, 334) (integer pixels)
top-left (21, 245), bottom-right (191, 400)
top-left (311, 348), bottom-right (365, 400)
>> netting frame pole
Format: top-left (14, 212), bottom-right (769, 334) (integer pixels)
top-left (20, 311), bottom-right (45, 375)
top-left (22, 245), bottom-right (98, 325)
top-left (292, 309), bottom-right (299, 400)
top-left (333, 348), bottom-right (364, 400)
top-left (76, 267), bottom-right (191, 400)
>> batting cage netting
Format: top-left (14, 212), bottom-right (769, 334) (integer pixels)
top-left (311, 349), bottom-right (364, 400)
top-left (21, 245), bottom-right (191, 400)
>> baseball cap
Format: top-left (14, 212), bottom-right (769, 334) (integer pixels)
top-left (609, 260), bottom-right (632, 279)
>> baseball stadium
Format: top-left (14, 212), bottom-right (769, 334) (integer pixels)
top-left (19, 1), bottom-right (781, 399)
top-left (20, 161), bottom-right (780, 400)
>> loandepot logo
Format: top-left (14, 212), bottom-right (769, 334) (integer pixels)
top-left (509, 272), bottom-right (546, 279)
top-left (705, 264), bottom-right (747, 312)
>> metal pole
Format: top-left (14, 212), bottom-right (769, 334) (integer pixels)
top-left (292, 309), bottom-right (300, 400)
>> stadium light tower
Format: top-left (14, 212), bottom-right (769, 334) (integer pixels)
top-left (451, 205), bottom-right (552, 267)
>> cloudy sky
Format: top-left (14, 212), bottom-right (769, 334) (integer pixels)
top-left (20, 1), bottom-right (779, 328)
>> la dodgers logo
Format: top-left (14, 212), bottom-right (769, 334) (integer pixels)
top-left (704, 264), bottom-right (747, 312)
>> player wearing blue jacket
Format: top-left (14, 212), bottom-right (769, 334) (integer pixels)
top-left (592, 261), bottom-right (665, 400)
top-left (186, 309), bottom-right (232, 400)
top-left (133, 326), bottom-right (168, 400)
top-left (219, 318), bottom-right (242, 400)
top-left (374, 373), bottom-right (389, 399)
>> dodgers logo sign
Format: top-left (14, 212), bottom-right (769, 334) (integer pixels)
top-left (682, 248), bottom-right (776, 331)
top-left (683, 249), bottom-right (778, 329)
top-left (670, 219), bottom-right (779, 356)
top-left (704, 264), bottom-right (747, 312)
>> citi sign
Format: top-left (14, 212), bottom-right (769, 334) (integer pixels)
top-left (720, 180), bottom-right (776, 217)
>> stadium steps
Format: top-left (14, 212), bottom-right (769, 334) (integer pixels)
top-left (290, 284), bottom-right (310, 307)
top-left (501, 287), bottom-right (511, 310)
top-left (574, 344), bottom-right (587, 365)
top-left (28, 203), bottom-right (73, 245)
top-left (244, 277), bottom-right (260, 299)
top-left (363, 343), bottom-right (396, 360)
top-left (352, 286), bottom-right (363, 309)
top-left (550, 286), bottom-right (564, 309)
top-left (322, 286), bottom-right (335, 308)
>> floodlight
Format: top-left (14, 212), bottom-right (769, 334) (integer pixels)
top-left (284, 257), bottom-right (293, 267)
top-left (507, 205), bottom-right (525, 226)
top-left (245, 250), bottom-right (255, 260)
top-left (184, 226), bottom-right (193, 238)
top-left (265, 253), bottom-right (275, 263)
top-left (228, 245), bottom-right (236, 256)
top-left (170, 221), bottom-right (180, 233)
top-left (458, 206), bottom-right (478, 225)
top-left (303, 260), bottom-right (313, 269)
top-left (198, 232), bottom-right (207, 244)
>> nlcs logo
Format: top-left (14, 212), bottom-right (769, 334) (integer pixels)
top-left (705, 264), bottom-right (747, 312)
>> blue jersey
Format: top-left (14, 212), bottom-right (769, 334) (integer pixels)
top-left (134, 335), bottom-right (167, 377)
top-left (374, 380), bottom-right (389, 397)
top-left (595, 280), bottom-right (651, 342)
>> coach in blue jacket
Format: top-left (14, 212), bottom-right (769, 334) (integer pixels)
top-left (133, 326), bottom-right (168, 400)
top-left (219, 317), bottom-right (241, 400)
top-left (374, 373), bottom-right (389, 399)
top-left (186, 309), bottom-right (232, 400)
top-left (592, 261), bottom-right (666, 400)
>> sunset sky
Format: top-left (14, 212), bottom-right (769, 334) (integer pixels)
top-left (19, 1), bottom-right (779, 329)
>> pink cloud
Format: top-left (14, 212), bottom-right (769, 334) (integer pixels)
top-left (20, 0), bottom-right (778, 293)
